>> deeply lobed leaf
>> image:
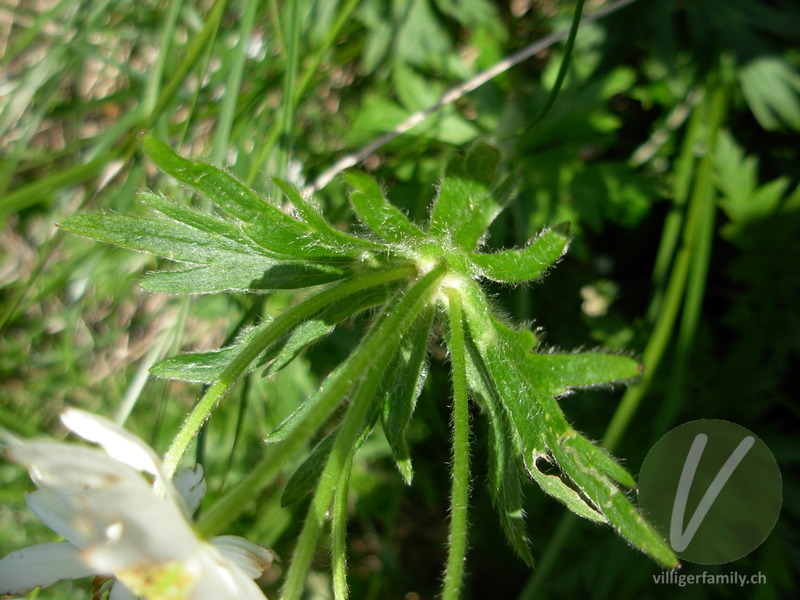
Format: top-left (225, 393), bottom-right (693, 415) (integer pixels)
top-left (60, 136), bottom-right (678, 589)
top-left (459, 279), bottom-right (677, 567)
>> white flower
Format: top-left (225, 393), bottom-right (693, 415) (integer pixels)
top-left (0, 409), bottom-right (274, 599)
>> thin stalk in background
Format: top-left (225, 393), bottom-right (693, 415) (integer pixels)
top-left (653, 81), bottom-right (728, 436)
top-left (276, 0), bottom-right (302, 181)
top-left (524, 0), bottom-right (585, 131)
top-left (605, 80), bottom-right (727, 449)
top-left (1, 0), bottom-right (225, 216)
top-left (645, 89), bottom-right (704, 324)
top-left (211, 0), bottom-right (259, 163)
top-left (246, 0), bottom-right (361, 186)
top-left (143, 0), bottom-right (227, 130)
top-left (142, 0), bottom-right (183, 120)
top-left (294, 0), bottom-right (361, 105)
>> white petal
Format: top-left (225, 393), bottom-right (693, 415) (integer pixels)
top-left (173, 464), bottom-right (207, 516)
top-left (109, 581), bottom-right (138, 600)
top-left (26, 489), bottom-right (98, 548)
top-left (0, 542), bottom-right (97, 595)
top-left (79, 486), bottom-right (200, 572)
top-left (8, 438), bottom-right (145, 492)
top-left (188, 545), bottom-right (269, 600)
top-left (61, 409), bottom-right (162, 477)
top-left (211, 536), bottom-right (275, 579)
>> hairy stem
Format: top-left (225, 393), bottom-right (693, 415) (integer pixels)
top-left (442, 288), bottom-right (471, 600)
top-left (281, 265), bottom-right (446, 600)
top-left (332, 454), bottom-right (354, 599)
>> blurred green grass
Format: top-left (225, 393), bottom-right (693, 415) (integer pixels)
top-left (2, 0), bottom-right (799, 598)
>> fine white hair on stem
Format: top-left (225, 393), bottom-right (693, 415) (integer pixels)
top-left (305, 0), bottom-right (639, 195)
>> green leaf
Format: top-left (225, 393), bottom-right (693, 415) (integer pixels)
top-left (526, 454), bottom-right (608, 524)
top-left (345, 171), bottom-right (427, 244)
top-left (58, 213), bottom-right (253, 264)
top-left (429, 144), bottom-right (502, 250)
top-left (281, 428), bottom-right (338, 507)
top-left (139, 190), bottom-right (267, 254)
top-left (460, 280), bottom-right (540, 464)
top-left (348, 94), bottom-right (477, 146)
top-left (142, 135), bottom-right (268, 222)
top-left (522, 351), bottom-right (641, 396)
top-left (281, 396), bottom-right (382, 507)
top-left (464, 335), bottom-right (535, 564)
top-left (541, 405), bottom-right (678, 567)
top-left (152, 284), bottom-right (393, 382)
top-left (241, 217), bottom-right (358, 260)
top-left (380, 305), bottom-right (434, 484)
top-left (262, 283), bottom-right (394, 377)
top-left (141, 258), bottom-right (349, 294)
top-left (391, 63), bottom-right (479, 139)
top-left (393, 0), bottom-right (455, 72)
top-left (478, 350), bottom-right (609, 523)
top-left (465, 296), bottom-right (607, 530)
top-left (143, 135), bottom-right (359, 260)
top-left (712, 129), bottom-right (791, 226)
top-left (271, 177), bottom-right (385, 253)
top-left (469, 224), bottom-right (571, 283)
top-left (59, 191), bottom-right (357, 295)
top-left (264, 361), bottom-right (350, 445)
top-left (152, 345), bottom-right (243, 383)
top-left (59, 207), bottom-right (351, 294)
top-left (458, 279), bottom-right (677, 566)
top-left (151, 318), bottom-right (278, 383)
top-left (563, 434), bottom-right (636, 488)
top-left (738, 55), bottom-right (800, 131)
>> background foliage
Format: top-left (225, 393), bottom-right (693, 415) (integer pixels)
top-left (1, 0), bottom-right (798, 598)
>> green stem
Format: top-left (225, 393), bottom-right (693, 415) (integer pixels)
top-left (280, 265), bottom-right (447, 600)
top-left (293, 0), bottom-right (361, 105)
top-left (276, 0), bottom-right (302, 178)
top-left (142, 0), bottom-right (183, 118)
top-left (1, 153), bottom-right (120, 218)
top-left (603, 80), bottom-right (727, 450)
top-left (163, 265), bottom-right (415, 477)
top-left (144, 0), bottom-right (227, 129)
top-left (654, 81), bottom-right (727, 435)
top-left (601, 232), bottom-right (691, 450)
top-left (442, 288), bottom-right (471, 600)
top-left (645, 89), bottom-right (703, 323)
top-left (332, 454), bottom-right (354, 600)
top-left (211, 0), bottom-right (259, 162)
top-left (525, 0), bottom-right (585, 131)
